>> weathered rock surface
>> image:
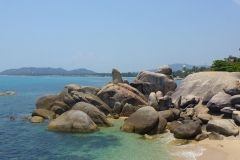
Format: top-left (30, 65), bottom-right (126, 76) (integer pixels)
top-left (197, 113), bottom-right (212, 124)
top-left (220, 107), bottom-right (236, 117)
top-left (208, 132), bottom-right (224, 140)
top-left (173, 121), bottom-right (202, 139)
top-left (206, 119), bottom-right (239, 136)
top-left (159, 110), bottom-right (174, 122)
top-left (50, 101), bottom-right (70, 114)
top-left (36, 94), bottom-right (59, 110)
top-left (180, 95), bottom-right (199, 108)
top-left (148, 92), bottom-right (158, 110)
top-left (202, 91), bottom-right (214, 105)
top-left (157, 65), bottom-right (172, 75)
top-left (169, 108), bottom-right (181, 120)
top-left (32, 109), bottom-right (56, 119)
top-left (79, 86), bottom-right (100, 95)
top-left (29, 116), bottom-right (44, 123)
top-left (112, 68), bottom-right (123, 84)
top-left (171, 72), bottom-right (240, 108)
top-left (72, 102), bottom-right (111, 127)
top-left (65, 91), bottom-right (112, 115)
top-left (148, 114), bottom-right (167, 134)
top-left (232, 111), bottom-right (240, 125)
top-left (223, 80), bottom-right (240, 96)
top-left (97, 83), bottom-right (147, 109)
top-left (207, 92), bottom-right (231, 112)
top-left (230, 95), bottom-right (240, 105)
top-left (47, 110), bottom-right (99, 132)
top-left (194, 133), bottom-right (208, 141)
top-left (122, 106), bottom-right (159, 134)
top-left (130, 70), bottom-right (177, 96)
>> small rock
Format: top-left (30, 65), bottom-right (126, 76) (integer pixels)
top-left (0, 92), bottom-right (5, 96)
top-left (6, 91), bottom-right (17, 95)
top-left (144, 134), bottom-right (153, 139)
top-left (29, 116), bottom-right (44, 123)
top-left (21, 117), bottom-right (29, 121)
top-left (209, 132), bottom-right (224, 140)
top-left (157, 65), bottom-right (172, 75)
top-left (9, 117), bottom-right (15, 120)
top-left (194, 133), bottom-right (208, 141)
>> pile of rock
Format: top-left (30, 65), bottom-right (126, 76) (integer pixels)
top-left (30, 66), bottom-right (177, 134)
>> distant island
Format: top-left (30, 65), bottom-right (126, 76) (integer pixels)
top-left (0, 63), bottom-right (208, 77)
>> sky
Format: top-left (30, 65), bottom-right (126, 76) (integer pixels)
top-left (0, 1), bottom-right (240, 73)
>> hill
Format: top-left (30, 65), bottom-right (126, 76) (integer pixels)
top-left (0, 67), bottom-right (96, 75)
top-left (148, 63), bottom-right (208, 72)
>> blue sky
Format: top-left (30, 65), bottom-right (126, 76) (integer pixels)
top-left (0, 1), bottom-right (240, 72)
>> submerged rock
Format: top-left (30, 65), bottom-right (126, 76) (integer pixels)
top-left (6, 91), bottom-right (17, 95)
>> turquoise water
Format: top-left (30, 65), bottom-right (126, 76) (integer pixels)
top-left (0, 76), bottom-right (178, 160)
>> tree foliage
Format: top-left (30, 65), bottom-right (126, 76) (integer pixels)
top-left (211, 55), bottom-right (240, 72)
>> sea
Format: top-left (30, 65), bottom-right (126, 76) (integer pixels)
top-left (0, 76), bottom-right (205, 160)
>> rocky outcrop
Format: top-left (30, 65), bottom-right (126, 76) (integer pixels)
top-left (122, 106), bottom-right (160, 134)
top-left (72, 102), bottom-right (112, 127)
top-left (32, 109), bottom-right (56, 119)
top-left (97, 83), bottom-right (147, 109)
top-left (47, 110), bottom-right (99, 132)
top-left (206, 119), bottom-right (239, 136)
top-left (130, 70), bottom-right (177, 97)
top-left (79, 86), bottom-right (100, 95)
top-left (173, 121), bottom-right (202, 139)
top-left (171, 72), bottom-right (240, 108)
top-left (112, 68), bottom-right (123, 84)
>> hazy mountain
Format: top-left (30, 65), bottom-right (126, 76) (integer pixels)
top-left (148, 63), bottom-right (208, 72)
top-left (0, 67), bottom-right (96, 75)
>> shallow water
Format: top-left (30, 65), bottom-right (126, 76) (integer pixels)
top-left (0, 76), bottom-right (203, 160)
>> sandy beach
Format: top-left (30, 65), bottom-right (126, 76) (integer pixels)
top-left (195, 137), bottom-right (240, 160)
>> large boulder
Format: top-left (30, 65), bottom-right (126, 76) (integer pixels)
top-left (171, 72), bottom-right (240, 108)
top-left (122, 106), bottom-right (159, 134)
top-left (47, 110), bottom-right (99, 132)
top-left (206, 119), bottom-right (239, 136)
top-left (36, 94), bottom-right (59, 110)
top-left (159, 110), bottom-right (174, 122)
top-left (130, 70), bottom-right (177, 96)
top-left (157, 65), bottom-right (172, 75)
top-left (207, 92), bottom-right (231, 112)
top-left (97, 83), bottom-right (147, 109)
top-left (112, 68), bottom-right (123, 84)
top-left (223, 80), bottom-right (240, 96)
top-left (32, 109), bottom-right (56, 119)
top-left (72, 102), bottom-right (112, 127)
top-left (173, 121), bottom-right (202, 139)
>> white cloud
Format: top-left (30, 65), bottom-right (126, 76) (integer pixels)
top-left (233, 0), bottom-right (240, 5)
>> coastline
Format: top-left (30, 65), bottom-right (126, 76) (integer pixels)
top-left (195, 137), bottom-right (240, 160)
